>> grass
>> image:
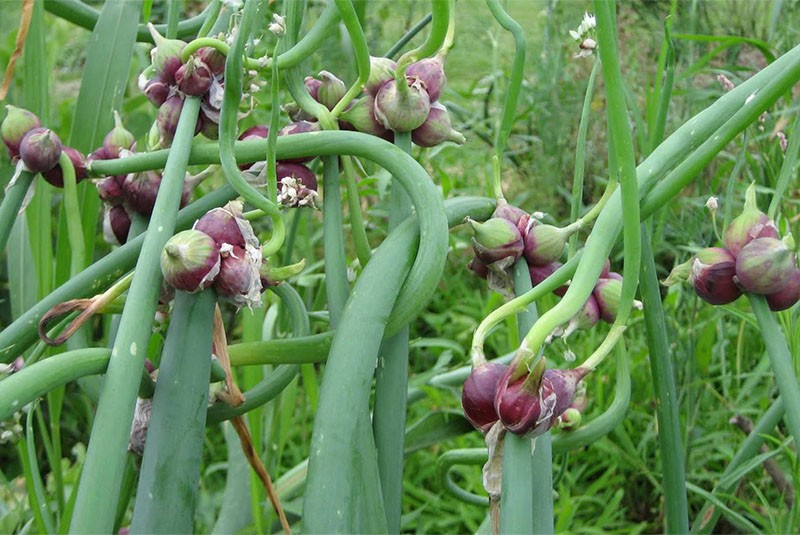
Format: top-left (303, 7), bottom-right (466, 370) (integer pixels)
top-left (1, 0), bottom-right (800, 533)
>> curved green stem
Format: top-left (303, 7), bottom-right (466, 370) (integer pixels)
top-left (330, 0), bottom-right (371, 117)
top-left (437, 449), bottom-right (489, 506)
top-left (43, 0), bottom-right (208, 42)
top-left (395, 0), bottom-right (450, 79)
top-left (218, 0), bottom-right (285, 257)
top-left (265, 0), bottom-right (340, 70)
top-left (385, 13), bottom-right (433, 59)
top-left (595, 0), bottom-right (640, 328)
top-left (486, 0), bottom-right (526, 160)
top-left (58, 152), bottom-right (85, 278)
top-left (0, 170), bottom-right (35, 255)
top-left (69, 97), bottom-right (201, 534)
top-left (196, 0), bottom-right (221, 38)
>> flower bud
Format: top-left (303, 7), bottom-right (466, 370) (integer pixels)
top-left (277, 163), bottom-right (319, 208)
top-left (495, 362), bottom-right (588, 437)
top-left (304, 76), bottom-right (322, 101)
top-left (462, 362), bottom-right (508, 433)
top-left (144, 77), bottom-right (171, 107)
top-left (123, 170), bottom-right (162, 216)
top-left (557, 407), bottom-right (582, 431)
top-left (466, 216), bottom-right (524, 264)
top-left (593, 278), bottom-right (622, 323)
top-left (19, 127), bottom-right (62, 173)
top-left (735, 237), bottom-right (798, 295)
top-left (103, 205), bottom-right (131, 245)
top-left (407, 55), bottom-right (446, 102)
top-left (529, 261), bottom-right (568, 296)
top-left (724, 183), bottom-right (779, 257)
top-left (196, 46), bottom-right (226, 77)
top-left (215, 245), bottom-right (263, 308)
top-left (492, 200), bottom-right (528, 226)
top-left (523, 222), bottom-right (568, 266)
top-left (411, 102), bottom-right (465, 147)
top-left (689, 247), bottom-right (741, 305)
top-left (96, 175), bottom-right (126, 205)
top-left (156, 95), bottom-right (185, 147)
top-left (316, 71), bottom-right (346, 110)
top-left (103, 111), bottom-right (136, 159)
top-left (467, 256), bottom-right (489, 279)
top-left (42, 147), bottom-right (88, 188)
top-left (766, 267), bottom-right (800, 311)
top-left (2, 105), bottom-right (41, 158)
top-left (193, 200), bottom-right (250, 249)
top-left (374, 77), bottom-right (431, 132)
top-left (161, 229), bottom-right (221, 292)
top-left (175, 56), bottom-right (213, 96)
top-left (365, 56), bottom-right (397, 96)
top-left (339, 95), bottom-right (388, 137)
top-left (562, 295), bottom-right (600, 338)
top-left (147, 23), bottom-right (187, 85)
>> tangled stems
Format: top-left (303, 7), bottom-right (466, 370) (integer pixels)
top-left (69, 97), bottom-right (201, 534)
top-left (218, 0), bottom-right (285, 257)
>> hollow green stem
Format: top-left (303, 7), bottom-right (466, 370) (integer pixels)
top-left (267, 41), bottom-right (281, 204)
top-left (196, 0), bottom-right (221, 38)
top-left (330, 0), bottom-right (371, 118)
top-left (69, 97), bottom-right (201, 534)
top-left (341, 155), bottom-right (372, 267)
top-left (486, 0), bottom-right (526, 160)
top-left (749, 295), bottom-right (800, 444)
top-left (58, 152), bottom-right (85, 278)
top-left (395, 0), bottom-right (450, 81)
top-left (385, 13), bottom-right (433, 59)
top-left (437, 449), bottom-right (490, 506)
top-left (500, 259), bottom-right (551, 534)
top-left (43, 0), bottom-right (208, 42)
top-left (218, 0), bottom-right (285, 257)
top-left (568, 60), bottom-right (600, 257)
top-left (471, 255), bottom-right (581, 365)
top-left (130, 289), bottom-right (217, 533)
top-left (595, 0), bottom-right (640, 327)
top-left (165, 0), bottom-right (180, 38)
top-left (0, 171), bottom-right (35, 255)
top-left (322, 156), bottom-right (349, 328)
top-left (639, 228), bottom-right (689, 534)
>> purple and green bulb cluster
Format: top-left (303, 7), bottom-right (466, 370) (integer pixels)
top-left (669, 184), bottom-right (800, 311)
top-left (298, 55), bottom-right (465, 147)
top-left (1, 105), bottom-right (88, 188)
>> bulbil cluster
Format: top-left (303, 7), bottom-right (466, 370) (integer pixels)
top-left (667, 184), bottom-right (800, 311)
top-left (161, 201), bottom-right (261, 307)
top-left (138, 24), bottom-right (225, 146)
top-left (462, 359), bottom-right (588, 438)
top-left (1, 105), bottom-right (88, 188)
top-left (300, 55), bottom-right (465, 146)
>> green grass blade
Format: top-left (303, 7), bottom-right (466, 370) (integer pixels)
top-left (131, 289), bottom-right (216, 533)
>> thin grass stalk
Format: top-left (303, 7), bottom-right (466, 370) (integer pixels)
top-left (130, 289), bottom-right (217, 533)
top-left (749, 295), bottom-right (800, 444)
top-left (692, 397), bottom-right (785, 533)
top-left (322, 156), bottom-right (349, 328)
top-left (19, 405), bottom-right (55, 534)
top-left (640, 228), bottom-right (689, 533)
top-left (500, 259), bottom-right (549, 534)
top-left (373, 130), bottom-right (414, 532)
top-left (69, 97), bottom-right (201, 534)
